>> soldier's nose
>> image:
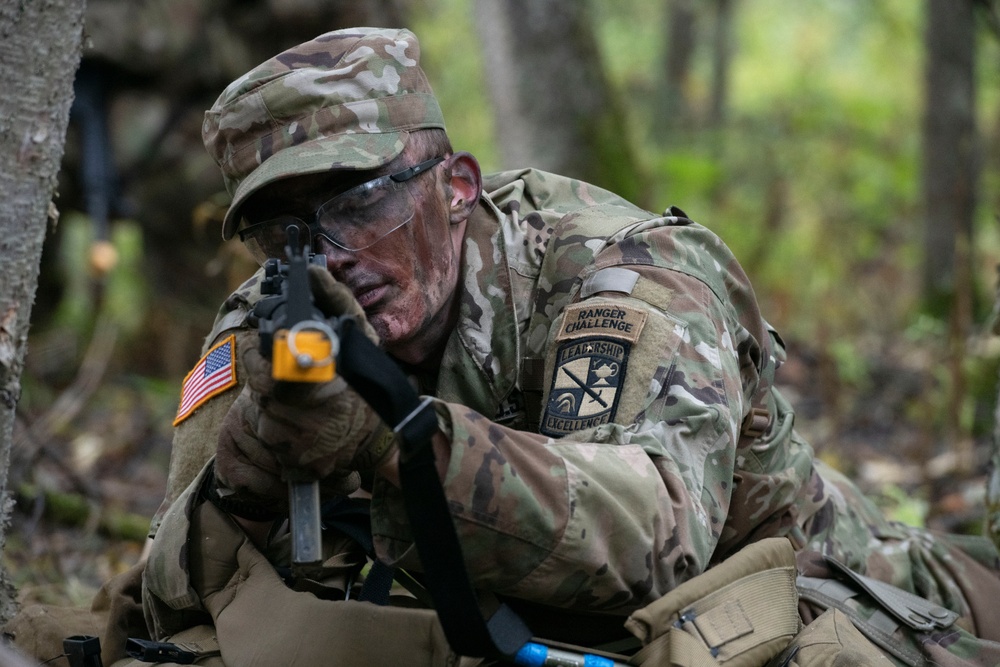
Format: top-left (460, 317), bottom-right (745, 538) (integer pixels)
top-left (313, 237), bottom-right (355, 279)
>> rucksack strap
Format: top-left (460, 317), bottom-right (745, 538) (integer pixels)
top-left (318, 497), bottom-right (394, 605)
top-left (822, 557), bottom-right (958, 632)
top-left (796, 557), bottom-right (960, 667)
top-left (796, 576), bottom-right (922, 667)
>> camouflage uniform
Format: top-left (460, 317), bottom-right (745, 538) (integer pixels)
top-left (142, 26), bottom-right (1000, 666)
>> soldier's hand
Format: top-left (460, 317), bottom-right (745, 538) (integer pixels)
top-left (214, 267), bottom-right (395, 507)
top-left (307, 264), bottom-right (380, 344)
top-left (215, 383), bottom-right (362, 509)
top-left (225, 340), bottom-right (397, 474)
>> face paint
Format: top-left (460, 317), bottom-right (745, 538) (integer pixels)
top-left (243, 154), bottom-right (464, 365)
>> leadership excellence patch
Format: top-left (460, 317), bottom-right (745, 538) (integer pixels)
top-left (541, 338), bottom-right (629, 436)
top-left (173, 334), bottom-right (237, 426)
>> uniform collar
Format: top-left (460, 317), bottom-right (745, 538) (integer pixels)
top-left (433, 195), bottom-right (519, 416)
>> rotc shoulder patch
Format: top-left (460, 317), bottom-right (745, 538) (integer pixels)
top-left (540, 302), bottom-right (646, 437)
top-left (173, 334), bottom-right (238, 426)
top-left (541, 338), bottom-right (629, 436)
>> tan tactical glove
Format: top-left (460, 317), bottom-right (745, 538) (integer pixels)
top-left (214, 381), bottom-right (366, 505)
top-left (214, 267), bottom-right (398, 508)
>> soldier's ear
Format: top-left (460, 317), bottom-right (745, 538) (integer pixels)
top-left (444, 152), bottom-right (481, 224)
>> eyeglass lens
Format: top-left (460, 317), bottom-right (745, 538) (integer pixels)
top-left (239, 157), bottom-right (443, 263)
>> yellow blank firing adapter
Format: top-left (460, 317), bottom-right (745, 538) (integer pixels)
top-left (272, 320), bottom-right (338, 382)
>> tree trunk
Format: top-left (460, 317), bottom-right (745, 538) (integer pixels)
top-left (990, 277), bottom-right (1000, 549)
top-left (707, 0), bottom-right (735, 129)
top-left (985, 0), bottom-right (1000, 555)
top-left (922, 0), bottom-right (978, 314)
top-left (473, 0), bottom-right (645, 205)
top-left (652, 0), bottom-right (697, 143)
top-left (920, 0), bottom-right (979, 479)
top-left (0, 0), bottom-right (87, 623)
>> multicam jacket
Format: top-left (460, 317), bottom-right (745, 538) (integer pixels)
top-left (148, 169), bottom-right (998, 645)
top-left (371, 168), bottom-right (819, 609)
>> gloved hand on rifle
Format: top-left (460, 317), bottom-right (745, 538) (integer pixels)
top-left (214, 266), bottom-right (398, 510)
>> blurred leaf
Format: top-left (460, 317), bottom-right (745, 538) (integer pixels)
top-left (875, 484), bottom-right (929, 528)
top-left (50, 215), bottom-right (148, 344)
top-left (828, 339), bottom-right (870, 389)
top-left (53, 212), bottom-right (97, 333)
top-left (103, 220), bottom-right (148, 339)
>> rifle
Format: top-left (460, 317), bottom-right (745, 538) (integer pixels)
top-left (252, 225), bottom-right (333, 570)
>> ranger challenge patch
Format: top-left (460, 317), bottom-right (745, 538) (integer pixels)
top-left (541, 303), bottom-right (646, 436)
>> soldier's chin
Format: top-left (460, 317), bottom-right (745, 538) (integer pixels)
top-left (367, 313), bottom-right (400, 347)
top-left (368, 316), bottom-right (426, 361)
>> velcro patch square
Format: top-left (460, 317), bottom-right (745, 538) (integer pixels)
top-left (541, 338), bottom-right (628, 437)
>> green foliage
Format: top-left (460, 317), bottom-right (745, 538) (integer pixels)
top-left (874, 483), bottom-right (929, 528)
top-left (966, 342), bottom-right (1000, 437)
top-left (16, 483), bottom-right (149, 543)
top-left (104, 221), bottom-right (148, 339)
top-left (410, 0), bottom-right (499, 171)
top-left (654, 150), bottom-right (724, 212)
top-left (584, 104), bottom-right (649, 208)
top-left (827, 339), bottom-right (871, 390)
top-left (409, 0), bottom-right (1000, 462)
top-left (53, 212), bottom-right (99, 334)
top-left (51, 214), bottom-right (149, 341)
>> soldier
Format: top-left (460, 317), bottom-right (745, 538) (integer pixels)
top-left (8, 26), bottom-right (1000, 667)
top-left (147, 26), bottom-right (1000, 666)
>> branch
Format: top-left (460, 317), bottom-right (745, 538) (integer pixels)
top-left (17, 483), bottom-right (149, 542)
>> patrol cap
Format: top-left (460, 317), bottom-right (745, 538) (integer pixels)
top-left (202, 27), bottom-right (446, 240)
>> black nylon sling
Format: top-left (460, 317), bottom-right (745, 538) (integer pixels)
top-left (336, 318), bottom-right (533, 658)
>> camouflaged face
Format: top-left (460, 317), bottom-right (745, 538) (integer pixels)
top-left (202, 27), bottom-right (446, 240)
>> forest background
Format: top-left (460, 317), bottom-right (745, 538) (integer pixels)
top-left (3, 0), bottom-right (1000, 617)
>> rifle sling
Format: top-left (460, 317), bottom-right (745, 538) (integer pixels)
top-left (337, 319), bottom-right (533, 658)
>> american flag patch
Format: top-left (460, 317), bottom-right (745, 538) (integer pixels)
top-left (173, 334), bottom-right (238, 426)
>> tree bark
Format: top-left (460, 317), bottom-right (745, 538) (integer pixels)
top-left (652, 0), bottom-right (697, 143)
top-left (473, 0), bottom-right (644, 205)
top-left (707, 0), bottom-right (735, 129)
top-left (921, 0), bottom-right (978, 314)
top-left (990, 278), bottom-right (1000, 549)
top-left (0, 0), bottom-right (87, 623)
top-left (921, 0), bottom-right (979, 479)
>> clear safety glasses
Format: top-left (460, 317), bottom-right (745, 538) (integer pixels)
top-left (237, 156), bottom-right (445, 263)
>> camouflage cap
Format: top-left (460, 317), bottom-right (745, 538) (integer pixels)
top-left (202, 27), bottom-right (446, 240)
